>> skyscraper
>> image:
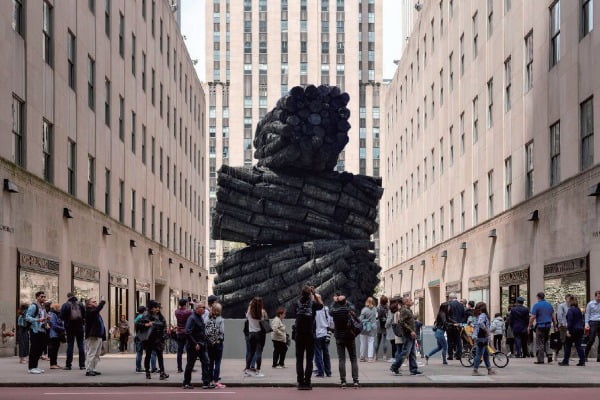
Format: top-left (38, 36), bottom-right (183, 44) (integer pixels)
top-left (205, 0), bottom-right (383, 287)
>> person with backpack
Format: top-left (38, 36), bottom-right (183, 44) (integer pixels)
top-left (136, 300), bottom-right (169, 380)
top-left (490, 313), bottom-right (505, 352)
top-left (375, 295), bottom-right (389, 360)
top-left (17, 304), bottom-right (30, 364)
top-left (206, 303), bottom-right (226, 388)
top-left (330, 293), bottom-right (360, 388)
top-left (83, 297), bottom-right (106, 376)
top-left (294, 285), bottom-right (324, 390)
top-left (359, 297), bottom-right (377, 362)
top-left (60, 293), bottom-right (86, 371)
top-left (25, 291), bottom-right (50, 374)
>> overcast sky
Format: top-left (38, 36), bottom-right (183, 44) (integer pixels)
top-left (180, 0), bottom-right (403, 82)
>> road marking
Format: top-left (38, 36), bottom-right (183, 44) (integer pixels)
top-left (44, 391), bottom-right (236, 395)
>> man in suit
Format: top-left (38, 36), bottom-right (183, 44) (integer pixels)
top-left (446, 293), bottom-right (465, 360)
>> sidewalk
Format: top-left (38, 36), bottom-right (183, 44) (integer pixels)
top-left (2, 354), bottom-right (599, 387)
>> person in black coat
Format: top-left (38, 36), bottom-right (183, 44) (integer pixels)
top-left (509, 297), bottom-right (530, 358)
top-left (446, 293), bottom-right (465, 360)
top-left (60, 293), bottom-right (86, 370)
top-left (83, 298), bottom-right (106, 376)
top-left (182, 302), bottom-right (211, 389)
top-left (330, 293), bottom-right (359, 387)
top-left (136, 300), bottom-right (169, 380)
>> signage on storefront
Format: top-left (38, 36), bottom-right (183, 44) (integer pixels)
top-left (72, 263), bottom-right (100, 282)
top-left (544, 257), bottom-right (587, 278)
top-left (428, 279), bottom-right (440, 287)
top-left (499, 267), bottom-right (529, 286)
top-left (414, 289), bottom-right (425, 299)
top-left (109, 273), bottom-right (129, 288)
top-left (18, 249), bottom-right (59, 274)
top-left (469, 275), bottom-right (490, 290)
top-left (445, 281), bottom-right (462, 293)
top-left (0, 224), bottom-right (15, 233)
top-left (135, 280), bottom-right (151, 292)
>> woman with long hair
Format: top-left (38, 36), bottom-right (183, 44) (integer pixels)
top-left (425, 302), bottom-right (450, 365)
top-left (359, 297), bottom-right (378, 362)
top-left (245, 297), bottom-right (267, 377)
top-left (384, 298), bottom-right (400, 362)
top-left (558, 296), bottom-right (586, 366)
top-left (472, 302), bottom-right (496, 376)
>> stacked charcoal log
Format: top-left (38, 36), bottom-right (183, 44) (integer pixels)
top-left (253, 85), bottom-right (350, 172)
top-left (212, 85), bottom-right (383, 317)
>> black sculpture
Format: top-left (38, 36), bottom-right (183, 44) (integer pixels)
top-left (212, 85), bottom-right (383, 317)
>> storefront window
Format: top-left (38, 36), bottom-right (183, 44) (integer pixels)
top-left (109, 285), bottom-right (128, 335)
top-left (544, 271), bottom-right (587, 309)
top-left (73, 279), bottom-right (100, 303)
top-left (19, 270), bottom-right (59, 305)
top-left (500, 283), bottom-right (528, 316)
top-left (136, 290), bottom-right (150, 310)
top-left (468, 288), bottom-right (489, 305)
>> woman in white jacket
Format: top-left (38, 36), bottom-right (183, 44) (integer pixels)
top-left (490, 313), bottom-right (505, 352)
top-left (359, 297), bottom-right (378, 362)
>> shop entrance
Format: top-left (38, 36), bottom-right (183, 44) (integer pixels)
top-left (499, 267), bottom-right (530, 316)
top-left (108, 274), bottom-right (129, 339)
top-left (135, 280), bottom-right (151, 311)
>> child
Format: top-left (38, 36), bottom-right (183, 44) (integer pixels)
top-left (490, 313), bottom-right (505, 352)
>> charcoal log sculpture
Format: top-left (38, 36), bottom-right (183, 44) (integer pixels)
top-left (212, 85), bottom-right (383, 317)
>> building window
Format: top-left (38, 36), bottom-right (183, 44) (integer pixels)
top-left (472, 12), bottom-right (478, 59)
top-left (550, 121), bottom-right (560, 186)
top-left (504, 56), bottom-right (511, 112)
top-left (487, 78), bottom-right (493, 128)
top-left (105, 0), bottom-right (110, 37)
top-left (550, 1), bottom-right (560, 67)
top-left (505, 156), bottom-right (512, 209)
top-left (449, 126), bottom-right (454, 166)
top-left (141, 125), bottom-right (146, 164)
top-left (131, 189), bottom-right (136, 229)
top-left (151, 137), bottom-right (155, 173)
top-left (67, 140), bottom-right (76, 196)
top-left (131, 111), bottom-right (136, 154)
top-left (12, 0), bottom-right (24, 35)
top-left (118, 96), bottom-right (124, 141)
top-left (104, 169), bottom-right (110, 215)
top-left (459, 33), bottom-right (465, 76)
top-left (580, 97), bottom-right (594, 170)
top-left (43, 1), bottom-right (53, 65)
top-left (487, 170), bottom-right (494, 218)
top-left (87, 56), bottom-right (95, 110)
top-left (67, 32), bottom-right (76, 90)
top-left (118, 180), bottom-right (124, 223)
top-left (487, 0), bottom-right (493, 38)
top-left (473, 181), bottom-right (479, 225)
top-left (141, 52), bottom-right (146, 91)
top-left (141, 198), bottom-right (146, 235)
top-left (524, 31), bottom-right (533, 92)
top-left (131, 33), bottom-right (136, 75)
top-left (104, 78), bottom-right (110, 126)
top-left (460, 112), bottom-right (465, 155)
top-left (582, 0), bottom-right (594, 37)
top-left (89, 0), bottom-right (95, 13)
top-left (87, 155), bottom-right (95, 206)
top-left (505, 0), bottom-right (511, 13)
top-left (440, 206), bottom-right (445, 241)
top-left (118, 12), bottom-right (124, 57)
top-left (449, 199), bottom-right (455, 236)
top-left (472, 96), bottom-right (479, 143)
top-left (525, 141), bottom-right (534, 199)
top-left (460, 191), bottom-right (465, 232)
top-left (12, 95), bottom-right (24, 166)
top-left (42, 120), bottom-right (53, 182)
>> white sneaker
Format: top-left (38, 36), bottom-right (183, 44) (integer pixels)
top-left (387, 358), bottom-right (395, 363)
top-left (243, 369), bottom-right (254, 377)
top-left (254, 370), bottom-right (265, 378)
top-left (28, 369), bottom-right (42, 374)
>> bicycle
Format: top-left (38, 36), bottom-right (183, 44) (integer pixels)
top-left (460, 342), bottom-right (509, 368)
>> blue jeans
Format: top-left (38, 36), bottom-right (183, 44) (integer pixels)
top-left (207, 342), bottom-right (224, 382)
top-left (473, 341), bottom-right (491, 370)
top-left (65, 329), bottom-right (85, 368)
top-left (391, 335), bottom-right (418, 373)
top-left (427, 329), bottom-right (448, 362)
top-left (136, 340), bottom-right (156, 371)
top-left (176, 334), bottom-right (187, 371)
top-left (314, 336), bottom-right (332, 376)
top-left (245, 335), bottom-right (257, 369)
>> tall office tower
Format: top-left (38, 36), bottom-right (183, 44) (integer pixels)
top-left (0, 0), bottom-right (207, 356)
top-left (382, 0), bottom-right (599, 324)
top-left (205, 0), bottom-right (383, 289)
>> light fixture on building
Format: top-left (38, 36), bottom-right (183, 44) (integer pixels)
top-left (189, 268), bottom-right (194, 274)
top-left (420, 260), bottom-right (425, 266)
top-left (588, 182), bottom-right (600, 197)
top-left (393, 59), bottom-right (400, 65)
top-left (3, 179), bottom-right (19, 193)
top-left (460, 242), bottom-right (467, 250)
top-left (409, 265), bottom-right (414, 271)
top-left (63, 208), bottom-right (74, 219)
top-left (527, 210), bottom-right (539, 221)
top-left (488, 229), bottom-right (497, 238)
top-left (198, 272), bottom-right (202, 277)
top-left (148, 248), bottom-right (156, 255)
top-left (179, 262), bottom-right (184, 269)
top-left (168, 258), bottom-right (173, 264)
top-left (192, 59), bottom-right (198, 65)
top-left (440, 250), bottom-right (448, 258)
top-left (414, 1), bottom-right (423, 11)
top-left (130, 239), bottom-right (137, 248)
top-left (102, 226), bottom-right (112, 236)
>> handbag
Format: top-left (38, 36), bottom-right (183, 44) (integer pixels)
top-left (260, 319), bottom-right (272, 333)
top-left (348, 311), bottom-right (363, 338)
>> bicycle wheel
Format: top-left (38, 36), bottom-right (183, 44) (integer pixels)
top-left (493, 351), bottom-right (509, 368)
top-left (460, 348), bottom-right (474, 367)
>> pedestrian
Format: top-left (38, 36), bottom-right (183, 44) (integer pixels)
top-left (60, 293), bottom-right (86, 371)
top-left (294, 285), bottom-right (324, 390)
top-left (490, 313), bottom-right (505, 352)
top-left (137, 300), bottom-right (169, 380)
top-left (415, 318), bottom-right (424, 358)
top-left (330, 293), bottom-right (360, 388)
top-left (134, 306), bottom-right (156, 373)
top-left (384, 298), bottom-right (399, 362)
top-left (47, 303), bottom-right (65, 369)
top-left (558, 296), bottom-right (586, 366)
top-left (446, 293), bottom-right (464, 360)
top-left (174, 298), bottom-right (193, 373)
top-left (529, 292), bottom-right (557, 364)
top-left (465, 301), bottom-right (475, 324)
top-left (83, 297), bottom-right (106, 376)
top-left (271, 307), bottom-right (288, 368)
top-left (182, 302), bottom-right (212, 390)
top-left (25, 291), bottom-right (50, 374)
top-left (314, 301), bottom-right (333, 377)
top-left (375, 295), bottom-right (389, 360)
top-left (584, 290), bottom-right (600, 362)
top-left (390, 297), bottom-right (423, 376)
top-left (206, 302), bottom-right (226, 388)
top-left (509, 297), bottom-right (530, 358)
top-left (471, 302), bottom-right (496, 376)
top-left (17, 304), bottom-right (30, 364)
top-left (505, 309), bottom-right (515, 356)
top-left (555, 294), bottom-right (570, 359)
top-left (425, 302), bottom-right (450, 365)
top-left (244, 297), bottom-right (268, 378)
top-left (118, 314), bottom-right (130, 353)
top-left (358, 297), bottom-right (377, 363)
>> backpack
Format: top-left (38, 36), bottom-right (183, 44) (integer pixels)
top-left (205, 318), bottom-right (221, 345)
top-left (69, 302), bottom-right (82, 321)
top-left (23, 304), bottom-right (40, 329)
top-left (377, 305), bottom-right (387, 329)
